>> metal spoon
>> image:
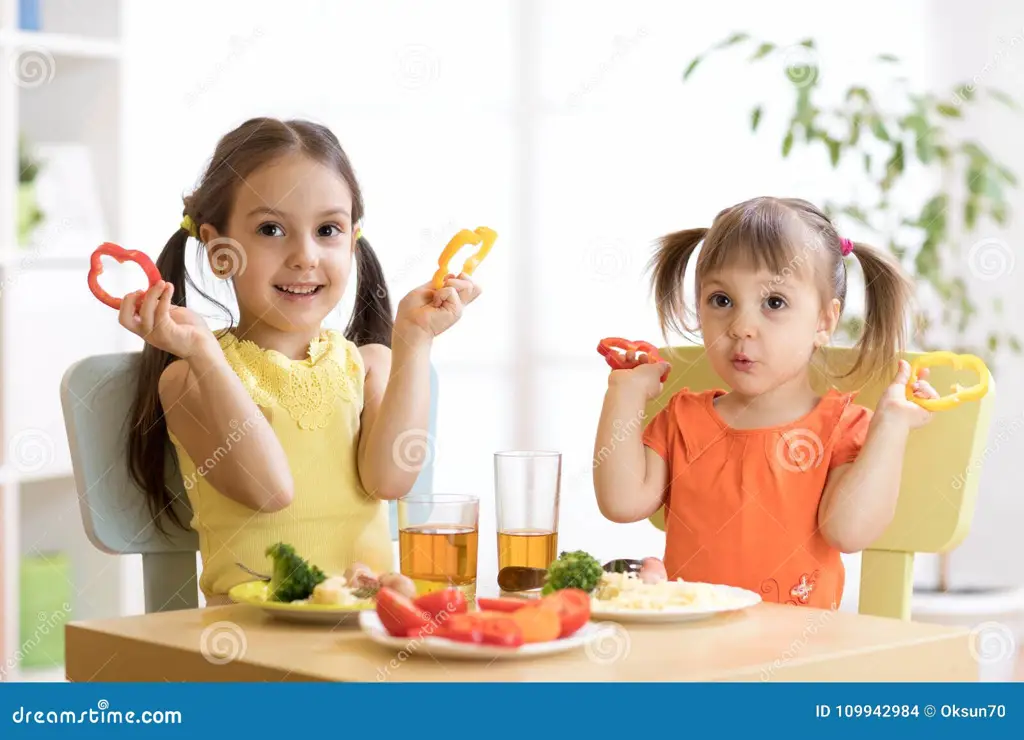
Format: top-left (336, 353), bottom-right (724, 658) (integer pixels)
top-left (235, 562), bottom-right (270, 582)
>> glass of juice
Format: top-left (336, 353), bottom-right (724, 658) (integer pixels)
top-left (398, 494), bottom-right (479, 600)
top-left (494, 451), bottom-right (561, 577)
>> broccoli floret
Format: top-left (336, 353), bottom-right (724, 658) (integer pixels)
top-left (265, 542), bottom-right (326, 602)
top-left (541, 550), bottom-right (604, 594)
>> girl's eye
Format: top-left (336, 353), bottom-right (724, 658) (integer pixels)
top-left (258, 222), bottom-right (284, 237)
top-left (709, 293), bottom-right (731, 308)
top-left (765, 295), bottom-right (788, 311)
top-left (317, 224), bottom-right (344, 238)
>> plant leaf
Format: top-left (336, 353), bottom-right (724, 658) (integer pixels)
top-left (846, 86), bottom-right (871, 103)
top-left (683, 55), bottom-right (702, 81)
top-left (714, 32), bottom-right (749, 50)
top-left (877, 53), bottom-right (899, 63)
top-left (964, 198), bottom-right (978, 229)
top-left (782, 129), bottom-right (794, 157)
top-left (870, 117), bottom-right (890, 142)
top-left (750, 42), bottom-right (774, 60)
top-left (827, 137), bottom-right (841, 167)
top-left (936, 103), bottom-right (962, 117)
top-left (987, 87), bottom-right (1020, 110)
top-left (751, 105), bottom-right (763, 132)
top-left (1010, 336), bottom-right (1022, 353)
top-left (996, 164), bottom-right (1018, 186)
top-left (863, 152), bottom-right (872, 174)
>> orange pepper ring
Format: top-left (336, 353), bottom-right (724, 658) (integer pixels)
top-left (431, 227), bottom-right (497, 290)
top-left (906, 351), bottom-right (989, 411)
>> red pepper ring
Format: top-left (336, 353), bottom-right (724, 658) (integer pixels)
top-left (88, 242), bottom-right (163, 310)
top-left (597, 337), bottom-right (669, 382)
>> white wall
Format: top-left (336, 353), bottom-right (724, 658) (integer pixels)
top-left (926, 0), bottom-right (1024, 591)
top-left (118, 0), bottom-right (1019, 610)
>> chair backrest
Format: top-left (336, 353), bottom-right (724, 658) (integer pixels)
top-left (645, 345), bottom-right (996, 620)
top-left (60, 352), bottom-right (439, 612)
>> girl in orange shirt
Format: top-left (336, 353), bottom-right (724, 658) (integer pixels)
top-left (593, 196), bottom-right (938, 610)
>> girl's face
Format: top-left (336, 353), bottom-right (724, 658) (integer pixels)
top-left (203, 154), bottom-right (356, 334)
top-left (697, 257), bottom-right (839, 397)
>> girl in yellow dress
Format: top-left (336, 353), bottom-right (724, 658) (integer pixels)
top-left (118, 117), bottom-right (482, 605)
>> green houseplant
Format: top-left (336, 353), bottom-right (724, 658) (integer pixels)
top-left (682, 33), bottom-right (1022, 594)
top-left (18, 135), bottom-right (44, 246)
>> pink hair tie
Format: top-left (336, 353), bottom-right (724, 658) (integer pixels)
top-left (840, 237), bottom-right (854, 256)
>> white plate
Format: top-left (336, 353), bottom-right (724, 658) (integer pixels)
top-left (589, 584), bottom-right (762, 623)
top-left (358, 611), bottom-right (602, 660)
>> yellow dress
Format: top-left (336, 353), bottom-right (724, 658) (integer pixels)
top-left (169, 328), bottom-right (394, 599)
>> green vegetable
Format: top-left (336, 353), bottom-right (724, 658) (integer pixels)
top-left (541, 550), bottom-right (604, 595)
top-left (265, 542), bottom-right (326, 602)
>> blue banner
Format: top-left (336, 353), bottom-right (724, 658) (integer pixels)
top-left (1, 683), bottom-right (1022, 738)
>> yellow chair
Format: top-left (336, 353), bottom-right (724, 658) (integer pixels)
top-left (645, 345), bottom-right (996, 620)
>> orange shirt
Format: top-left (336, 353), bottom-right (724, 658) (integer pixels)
top-left (642, 387), bottom-right (872, 610)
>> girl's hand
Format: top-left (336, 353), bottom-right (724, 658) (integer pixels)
top-left (875, 359), bottom-right (938, 430)
top-left (607, 350), bottom-right (671, 401)
top-left (394, 273), bottom-right (483, 344)
top-left (118, 280), bottom-right (218, 359)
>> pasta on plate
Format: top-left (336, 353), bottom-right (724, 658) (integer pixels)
top-left (591, 572), bottom-right (749, 611)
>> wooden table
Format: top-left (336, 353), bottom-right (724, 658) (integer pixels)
top-left (65, 602), bottom-right (979, 682)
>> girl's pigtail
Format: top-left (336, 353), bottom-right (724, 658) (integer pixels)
top-left (344, 235), bottom-right (394, 348)
top-left (845, 241), bottom-right (914, 382)
top-left (126, 226), bottom-right (192, 535)
top-left (649, 228), bottom-right (708, 339)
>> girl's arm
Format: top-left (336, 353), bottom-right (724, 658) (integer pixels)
top-left (818, 360), bottom-right (937, 552)
top-left (355, 275), bottom-right (481, 500)
top-left (160, 350), bottom-right (294, 512)
top-left (121, 281), bottom-right (294, 513)
top-left (356, 337), bottom-right (431, 500)
top-left (593, 361), bottom-right (672, 523)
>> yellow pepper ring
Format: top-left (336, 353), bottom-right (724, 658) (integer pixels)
top-left (432, 227), bottom-right (498, 290)
top-left (906, 351), bottom-right (990, 412)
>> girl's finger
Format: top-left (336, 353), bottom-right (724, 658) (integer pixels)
top-left (444, 275), bottom-right (481, 303)
top-left (155, 282), bottom-right (174, 330)
top-left (138, 281), bottom-right (165, 335)
top-left (118, 291), bottom-right (143, 332)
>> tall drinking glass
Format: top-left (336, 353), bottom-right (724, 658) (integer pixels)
top-left (494, 451), bottom-right (561, 573)
top-left (398, 494), bottom-right (479, 599)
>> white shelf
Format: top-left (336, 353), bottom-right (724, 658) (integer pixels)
top-left (1, 0), bottom-right (129, 681)
top-left (0, 30), bottom-right (121, 60)
top-left (10, 664), bottom-right (66, 682)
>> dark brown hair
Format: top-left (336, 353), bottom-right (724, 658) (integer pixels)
top-left (128, 117), bottom-right (393, 534)
top-left (649, 196), bottom-right (912, 383)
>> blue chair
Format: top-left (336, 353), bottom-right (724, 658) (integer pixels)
top-left (60, 351), bottom-right (439, 613)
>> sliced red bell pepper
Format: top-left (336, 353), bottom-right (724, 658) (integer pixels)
top-left (434, 613), bottom-right (484, 644)
top-left (413, 587), bottom-right (468, 620)
top-left (535, 588), bottom-right (591, 638)
top-left (477, 597), bottom-right (532, 613)
top-left (597, 337), bottom-right (669, 382)
top-left (479, 617), bottom-right (525, 648)
top-left (88, 242), bottom-right (162, 310)
top-left (376, 587), bottom-right (429, 638)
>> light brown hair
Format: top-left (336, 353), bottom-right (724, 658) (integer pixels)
top-left (128, 117), bottom-right (393, 534)
top-left (649, 196), bottom-right (913, 383)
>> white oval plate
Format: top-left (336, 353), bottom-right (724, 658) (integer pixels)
top-left (589, 584), bottom-right (762, 623)
top-left (358, 611), bottom-right (602, 660)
